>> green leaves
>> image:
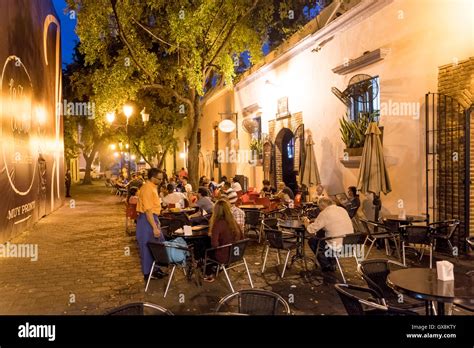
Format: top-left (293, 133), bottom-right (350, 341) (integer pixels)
top-left (339, 111), bottom-right (379, 148)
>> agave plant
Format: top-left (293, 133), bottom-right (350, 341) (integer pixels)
top-left (339, 111), bottom-right (379, 148)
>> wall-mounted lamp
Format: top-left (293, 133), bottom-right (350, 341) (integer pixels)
top-left (218, 112), bottom-right (238, 134)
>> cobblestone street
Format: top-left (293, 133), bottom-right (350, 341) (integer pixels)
top-left (0, 182), bottom-right (471, 315)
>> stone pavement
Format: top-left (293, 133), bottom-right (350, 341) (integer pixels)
top-left (0, 182), bottom-right (471, 315)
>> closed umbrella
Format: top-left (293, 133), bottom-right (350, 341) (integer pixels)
top-left (301, 134), bottom-right (321, 189)
top-left (357, 122), bottom-right (391, 221)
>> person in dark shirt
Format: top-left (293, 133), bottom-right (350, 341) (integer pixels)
top-left (65, 169), bottom-right (72, 198)
top-left (347, 186), bottom-right (360, 218)
top-left (204, 199), bottom-right (242, 282)
top-left (260, 179), bottom-right (276, 197)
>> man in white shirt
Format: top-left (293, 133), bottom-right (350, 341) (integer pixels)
top-left (303, 197), bottom-right (354, 272)
top-left (182, 176), bottom-right (193, 194)
top-left (231, 177), bottom-right (242, 193)
top-left (163, 184), bottom-right (188, 207)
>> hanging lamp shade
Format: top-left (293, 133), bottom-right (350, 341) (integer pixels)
top-left (218, 119), bottom-right (236, 133)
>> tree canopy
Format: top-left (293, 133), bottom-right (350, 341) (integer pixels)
top-left (68, 0), bottom-right (325, 186)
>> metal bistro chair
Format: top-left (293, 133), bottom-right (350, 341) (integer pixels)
top-left (244, 209), bottom-right (262, 242)
top-left (261, 228), bottom-right (297, 278)
top-left (359, 219), bottom-right (401, 260)
top-left (203, 239), bottom-right (254, 292)
top-left (357, 259), bottom-right (425, 311)
top-left (428, 219), bottom-right (460, 257)
top-left (216, 289), bottom-right (291, 315)
top-left (452, 237), bottom-right (474, 313)
top-left (105, 302), bottom-right (174, 315)
top-left (146, 241), bottom-right (199, 297)
top-left (401, 225), bottom-right (433, 268)
top-left (316, 233), bottom-right (367, 283)
top-left (334, 283), bottom-right (418, 316)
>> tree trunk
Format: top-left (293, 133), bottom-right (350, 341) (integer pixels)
top-left (187, 95), bottom-right (201, 190)
top-left (82, 152), bottom-right (95, 185)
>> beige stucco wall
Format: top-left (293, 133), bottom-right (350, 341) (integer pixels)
top-left (230, 0), bottom-right (474, 216)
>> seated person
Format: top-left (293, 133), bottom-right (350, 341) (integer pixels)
top-left (127, 187), bottom-right (139, 205)
top-left (219, 182), bottom-right (234, 200)
top-left (231, 177), bottom-right (242, 194)
top-left (260, 179), bottom-right (276, 197)
top-left (276, 182), bottom-right (294, 206)
top-left (347, 186), bottom-right (361, 218)
top-left (190, 187), bottom-right (215, 225)
top-left (182, 176), bottom-right (193, 195)
top-left (303, 197), bottom-right (354, 272)
top-left (309, 183), bottom-right (326, 202)
top-left (208, 177), bottom-right (218, 193)
top-left (217, 176), bottom-right (228, 189)
top-left (163, 184), bottom-right (188, 208)
top-left (204, 199), bottom-right (242, 282)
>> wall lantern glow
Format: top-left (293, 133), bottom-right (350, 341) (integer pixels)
top-left (218, 112), bottom-right (238, 133)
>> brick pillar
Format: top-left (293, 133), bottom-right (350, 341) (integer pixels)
top-left (437, 57), bottom-right (474, 245)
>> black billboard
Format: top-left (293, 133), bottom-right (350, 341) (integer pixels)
top-left (0, 0), bottom-right (64, 242)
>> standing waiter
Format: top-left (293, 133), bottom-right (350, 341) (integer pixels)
top-left (136, 168), bottom-right (167, 280)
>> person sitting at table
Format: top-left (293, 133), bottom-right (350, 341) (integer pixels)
top-left (260, 179), bottom-right (276, 197)
top-left (231, 177), bottom-right (242, 194)
top-left (276, 181), bottom-right (294, 207)
top-left (204, 199), bottom-right (242, 282)
top-left (190, 187), bottom-right (215, 225)
top-left (309, 183), bottom-right (326, 202)
top-left (347, 186), bottom-right (360, 218)
top-left (303, 197), bottom-right (354, 272)
top-left (163, 183), bottom-right (188, 208)
top-left (219, 181), bottom-right (234, 200)
top-left (208, 177), bottom-right (218, 194)
top-left (226, 191), bottom-right (245, 232)
top-left (217, 176), bottom-right (228, 189)
top-left (182, 176), bottom-right (193, 195)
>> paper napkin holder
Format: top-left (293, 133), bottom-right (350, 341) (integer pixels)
top-left (436, 260), bottom-right (454, 281)
top-left (183, 225), bottom-right (193, 236)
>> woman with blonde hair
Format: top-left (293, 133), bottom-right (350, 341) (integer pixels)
top-left (204, 199), bottom-right (242, 282)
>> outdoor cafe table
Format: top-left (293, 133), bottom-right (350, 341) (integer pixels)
top-left (384, 215), bottom-right (427, 224)
top-left (277, 220), bottom-right (309, 271)
top-left (387, 267), bottom-right (474, 315)
top-left (165, 207), bottom-right (197, 215)
top-left (172, 225), bottom-right (210, 261)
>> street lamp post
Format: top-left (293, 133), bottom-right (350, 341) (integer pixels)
top-left (107, 104), bottom-right (149, 179)
top-left (123, 105), bottom-right (133, 179)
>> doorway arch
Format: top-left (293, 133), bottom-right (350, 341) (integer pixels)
top-left (274, 127), bottom-right (297, 193)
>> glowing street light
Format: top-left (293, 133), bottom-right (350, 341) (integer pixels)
top-left (106, 111), bottom-right (115, 123)
top-left (110, 144), bottom-right (116, 150)
top-left (123, 104), bottom-right (133, 120)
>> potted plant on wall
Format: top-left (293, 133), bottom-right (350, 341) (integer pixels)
top-left (339, 111), bottom-right (379, 156)
top-left (249, 138), bottom-right (263, 165)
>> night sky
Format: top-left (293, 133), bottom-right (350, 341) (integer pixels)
top-left (52, 0), bottom-right (78, 67)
